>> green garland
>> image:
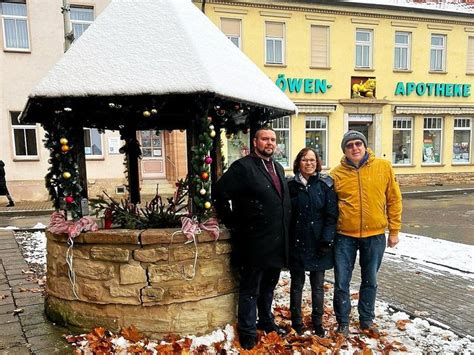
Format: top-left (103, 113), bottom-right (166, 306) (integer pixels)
top-left (43, 121), bottom-right (83, 220)
top-left (190, 115), bottom-right (215, 222)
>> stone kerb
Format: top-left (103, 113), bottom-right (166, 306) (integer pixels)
top-left (45, 228), bottom-right (238, 337)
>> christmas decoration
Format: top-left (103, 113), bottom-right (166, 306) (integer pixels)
top-left (142, 110), bottom-right (151, 117)
top-left (63, 172), bottom-right (71, 179)
top-left (204, 156), bottom-right (212, 165)
top-left (60, 137), bottom-right (68, 145)
top-left (65, 196), bottom-right (74, 204)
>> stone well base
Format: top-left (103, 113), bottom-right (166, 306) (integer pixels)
top-left (46, 228), bottom-right (237, 338)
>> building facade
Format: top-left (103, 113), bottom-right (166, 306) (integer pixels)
top-left (204, 0), bottom-right (474, 185)
top-left (1, 0), bottom-right (473, 202)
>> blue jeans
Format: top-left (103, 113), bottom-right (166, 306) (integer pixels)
top-left (333, 234), bottom-right (386, 325)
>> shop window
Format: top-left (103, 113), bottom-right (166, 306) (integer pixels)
top-left (70, 6), bottom-right (94, 41)
top-left (265, 21), bottom-right (284, 64)
top-left (394, 31), bottom-right (411, 70)
top-left (11, 111), bottom-right (38, 158)
top-left (422, 117), bottom-right (443, 164)
top-left (467, 36), bottom-right (474, 74)
top-left (271, 116), bottom-right (290, 167)
top-left (221, 18), bottom-right (241, 48)
top-left (453, 118), bottom-right (471, 164)
top-left (83, 128), bottom-right (103, 156)
top-left (355, 28), bottom-right (373, 69)
top-left (305, 116), bottom-right (327, 166)
top-left (226, 131), bottom-right (250, 166)
top-left (392, 117), bottom-right (412, 165)
top-left (1, 1), bottom-right (29, 51)
top-left (430, 34), bottom-right (446, 72)
top-left (311, 25), bottom-right (329, 68)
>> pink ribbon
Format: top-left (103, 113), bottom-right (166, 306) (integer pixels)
top-left (180, 216), bottom-right (220, 241)
top-left (48, 211), bottom-right (99, 239)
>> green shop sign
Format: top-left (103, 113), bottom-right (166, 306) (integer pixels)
top-left (276, 74), bottom-right (332, 94)
top-left (395, 82), bottom-right (471, 97)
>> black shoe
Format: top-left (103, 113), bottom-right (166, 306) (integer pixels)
top-left (312, 324), bottom-right (326, 337)
top-left (360, 322), bottom-right (380, 335)
top-left (239, 335), bottom-right (256, 350)
top-left (6, 202), bottom-right (14, 207)
top-left (292, 323), bottom-right (303, 335)
top-left (336, 323), bottom-right (349, 337)
top-left (257, 323), bottom-right (287, 336)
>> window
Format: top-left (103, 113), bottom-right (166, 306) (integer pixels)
top-left (423, 117), bottom-right (443, 164)
top-left (394, 31), bottom-right (411, 70)
top-left (430, 34), bottom-right (446, 72)
top-left (467, 36), bottom-right (474, 74)
top-left (311, 25), bottom-right (329, 68)
top-left (305, 116), bottom-right (328, 166)
top-left (221, 18), bottom-right (241, 48)
top-left (271, 116), bottom-right (290, 167)
top-left (140, 130), bottom-right (162, 158)
top-left (265, 22), bottom-right (284, 64)
top-left (11, 111), bottom-right (37, 158)
top-left (392, 117), bottom-right (413, 165)
top-left (1, 1), bottom-right (29, 50)
top-left (70, 6), bottom-right (93, 40)
top-left (83, 128), bottom-right (103, 156)
top-left (453, 118), bottom-right (471, 164)
top-left (227, 131), bottom-right (250, 166)
top-left (355, 29), bottom-right (373, 68)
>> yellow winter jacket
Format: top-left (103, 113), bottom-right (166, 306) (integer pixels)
top-left (330, 149), bottom-right (402, 238)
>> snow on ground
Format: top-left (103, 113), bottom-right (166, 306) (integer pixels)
top-left (387, 232), bottom-right (474, 276)
top-left (12, 228), bottom-right (474, 353)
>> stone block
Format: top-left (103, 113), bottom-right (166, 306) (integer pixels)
top-left (141, 286), bottom-right (165, 303)
top-left (148, 263), bottom-right (194, 282)
top-left (120, 263), bottom-right (147, 285)
top-left (74, 260), bottom-right (114, 280)
top-left (215, 241), bottom-right (232, 255)
top-left (140, 229), bottom-right (187, 245)
top-left (216, 278), bottom-right (237, 293)
top-left (167, 282), bottom-right (215, 300)
top-left (134, 247), bottom-right (169, 262)
top-left (108, 285), bottom-right (142, 304)
top-left (46, 277), bottom-right (76, 300)
top-left (198, 259), bottom-right (226, 278)
top-left (91, 247), bottom-right (130, 262)
top-left (76, 229), bottom-right (142, 245)
top-left (171, 303), bottom-right (210, 335)
top-left (81, 283), bottom-right (104, 302)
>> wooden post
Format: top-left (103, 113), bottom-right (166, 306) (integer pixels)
top-left (123, 126), bottom-right (141, 204)
top-left (210, 119), bottom-right (223, 182)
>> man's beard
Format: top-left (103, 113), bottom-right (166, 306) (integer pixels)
top-left (256, 146), bottom-right (274, 158)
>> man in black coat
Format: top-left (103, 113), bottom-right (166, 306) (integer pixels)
top-left (213, 127), bottom-right (291, 350)
top-left (0, 161), bottom-right (14, 207)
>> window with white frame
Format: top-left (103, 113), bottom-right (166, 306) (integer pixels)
top-left (70, 6), bottom-right (93, 40)
top-left (83, 128), bottom-right (103, 156)
top-left (221, 18), bottom-right (241, 48)
top-left (394, 31), bottom-right (411, 70)
top-left (355, 28), bottom-right (373, 68)
top-left (1, 1), bottom-right (29, 50)
top-left (271, 116), bottom-right (290, 167)
top-left (265, 22), bottom-right (284, 64)
top-left (311, 25), bottom-right (329, 68)
top-left (430, 34), bottom-right (446, 72)
top-left (423, 117), bottom-right (443, 164)
top-left (11, 111), bottom-right (37, 157)
top-left (392, 117), bottom-right (413, 165)
top-left (453, 118), bottom-right (471, 164)
top-left (467, 36), bottom-right (474, 74)
top-left (305, 116), bottom-right (328, 166)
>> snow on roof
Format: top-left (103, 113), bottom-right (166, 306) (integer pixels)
top-left (341, 0), bottom-right (474, 14)
top-left (29, 0), bottom-right (296, 114)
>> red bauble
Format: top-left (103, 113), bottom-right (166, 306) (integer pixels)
top-left (201, 172), bottom-right (209, 180)
top-left (65, 196), bottom-right (74, 204)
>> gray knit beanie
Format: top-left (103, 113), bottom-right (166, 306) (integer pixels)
top-left (341, 130), bottom-right (368, 151)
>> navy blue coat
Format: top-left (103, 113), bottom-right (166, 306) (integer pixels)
top-left (288, 173), bottom-right (338, 271)
top-left (213, 155), bottom-right (291, 268)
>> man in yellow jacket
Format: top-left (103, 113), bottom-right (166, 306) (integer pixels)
top-left (330, 130), bottom-right (402, 336)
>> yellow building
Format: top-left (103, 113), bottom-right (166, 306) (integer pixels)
top-left (201, 0), bottom-right (474, 185)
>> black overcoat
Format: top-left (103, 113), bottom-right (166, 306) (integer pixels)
top-left (288, 173), bottom-right (338, 271)
top-left (0, 161), bottom-right (7, 196)
top-left (213, 155), bottom-right (291, 268)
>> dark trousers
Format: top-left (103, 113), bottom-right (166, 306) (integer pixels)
top-left (290, 269), bottom-right (325, 327)
top-left (333, 234), bottom-right (386, 325)
top-left (237, 266), bottom-right (281, 338)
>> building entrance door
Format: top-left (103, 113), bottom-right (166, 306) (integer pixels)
top-left (348, 114), bottom-right (374, 148)
top-left (139, 130), bottom-right (166, 179)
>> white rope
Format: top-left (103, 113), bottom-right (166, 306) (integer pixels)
top-left (65, 237), bottom-right (79, 299)
top-left (170, 229), bottom-right (199, 281)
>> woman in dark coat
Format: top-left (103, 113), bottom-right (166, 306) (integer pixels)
top-left (288, 148), bottom-right (338, 336)
top-left (0, 160), bottom-right (14, 207)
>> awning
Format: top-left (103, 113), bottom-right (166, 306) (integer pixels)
top-left (296, 104), bottom-right (337, 113)
top-left (394, 106), bottom-right (474, 115)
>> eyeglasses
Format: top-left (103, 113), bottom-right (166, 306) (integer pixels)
top-left (301, 158), bottom-right (317, 164)
top-left (345, 141), bottom-right (364, 149)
